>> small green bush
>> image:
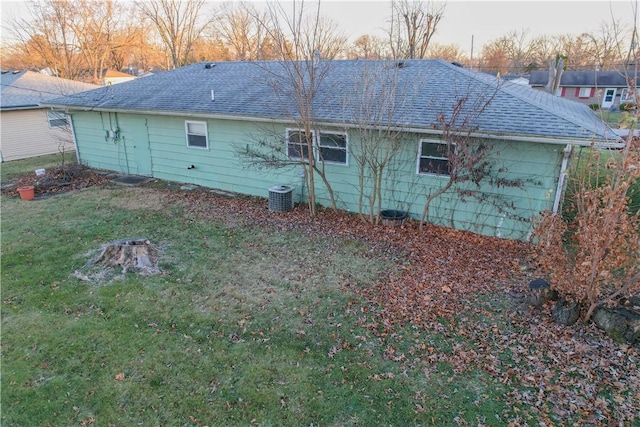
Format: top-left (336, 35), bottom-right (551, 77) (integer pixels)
top-left (588, 103), bottom-right (600, 111)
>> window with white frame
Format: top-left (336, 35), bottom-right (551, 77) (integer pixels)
top-left (47, 110), bottom-right (68, 128)
top-left (578, 87), bottom-right (591, 98)
top-left (185, 120), bottom-right (208, 149)
top-left (620, 88), bottom-right (636, 102)
top-left (286, 129), bottom-right (312, 161)
top-left (417, 139), bottom-right (454, 176)
top-left (286, 129), bottom-right (348, 165)
top-left (318, 132), bottom-right (347, 164)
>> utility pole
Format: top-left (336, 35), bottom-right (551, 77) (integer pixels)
top-left (470, 35), bottom-right (474, 70)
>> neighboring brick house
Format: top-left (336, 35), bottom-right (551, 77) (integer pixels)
top-left (529, 70), bottom-right (638, 109)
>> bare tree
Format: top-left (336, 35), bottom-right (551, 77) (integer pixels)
top-left (426, 42), bottom-right (466, 63)
top-left (135, 0), bottom-right (214, 69)
top-left (582, 21), bottom-right (628, 70)
top-left (6, 0), bottom-right (146, 79)
top-left (479, 30), bottom-right (536, 74)
top-left (348, 34), bottom-right (390, 59)
top-left (121, 15), bottom-right (173, 72)
top-left (341, 61), bottom-right (421, 223)
top-left (478, 41), bottom-right (509, 75)
top-left (474, 22), bottom-right (631, 73)
top-left (545, 54), bottom-right (566, 94)
top-left (9, 0), bottom-right (80, 78)
top-left (190, 37), bottom-right (231, 62)
top-left (387, 0), bottom-right (446, 60)
top-left (503, 30), bottom-right (535, 74)
top-left (528, 34), bottom-right (564, 71)
top-left (419, 85), bottom-right (507, 230)
top-left (240, 0), bottom-right (347, 216)
top-left (67, 0), bottom-right (138, 84)
top-left (214, 2), bottom-right (276, 60)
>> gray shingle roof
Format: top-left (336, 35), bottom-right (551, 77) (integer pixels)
top-left (1, 70), bottom-right (98, 110)
top-left (529, 70), bottom-right (638, 87)
top-left (44, 59), bottom-right (619, 143)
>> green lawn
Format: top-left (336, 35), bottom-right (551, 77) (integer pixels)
top-left (564, 146), bottom-right (640, 218)
top-left (2, 158), bottom-right (638, 426)
top-left (1, 153), bottom-right (76, 184)
top-left (0, 184), bottom-right (508, 426)
top-left (593, 109), bottom-right (625, 128)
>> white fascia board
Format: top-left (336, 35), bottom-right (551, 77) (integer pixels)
top-left (51, 105), bottom-right (624, 148)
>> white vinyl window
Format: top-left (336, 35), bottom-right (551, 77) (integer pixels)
top-left (578, 87), bottom-right (591, 98)
top-left (185, 121), bottom-right (208, 149)
top-left (286, 129), bottom-right (348, 165)
top-left (318, 132), bottom-right (347, 164)
top-left (417, 139), bottom-right (454, 176)
top-left (47, 110), bottom-right (68, 128)
top-left (620, 88), bottom-right (636, 102)
top-left (286, 129), bottom-right (312, 161)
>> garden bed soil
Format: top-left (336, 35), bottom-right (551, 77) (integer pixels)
top-left (1, 164), bottom-right (112, 198)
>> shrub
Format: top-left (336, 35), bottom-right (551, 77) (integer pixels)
top-left (588, 103), bottom-right (600, 111)
top-left (532, 139), bottom-right (640, 322)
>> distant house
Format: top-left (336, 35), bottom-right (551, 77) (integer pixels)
top-left (529, 70), bottom-right (638, 109)
top-left (102, 69), bottom-right (136, 86)
top-left (0, 70), bottom-right (98, 162)
top-left (136, 70), bottom-right (156, 78)
top-left (500, 74), bottom-right (530, 86)
top-left (44, 60), bottom-right (620, 240)
top-left (78, 69), bottom-right (137, 86)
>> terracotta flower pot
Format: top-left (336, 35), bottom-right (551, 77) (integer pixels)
top-left (17, 186), bottom-right (35, 201)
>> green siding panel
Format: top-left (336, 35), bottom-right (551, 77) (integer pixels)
top-left (69, 111), bottom-right (564, 240)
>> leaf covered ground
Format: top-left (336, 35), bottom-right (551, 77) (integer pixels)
top-left (155, 185), bottom-right (640, 425)
top-left (3, 171), bottom-right (639, 425)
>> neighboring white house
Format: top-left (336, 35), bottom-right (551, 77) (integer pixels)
top-left (102, 69), bottom-right (136, 86)
top-left (0, 70), bottom-right (97, 162)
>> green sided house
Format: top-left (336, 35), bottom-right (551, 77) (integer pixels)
top-left (43, 59), bottom-right (620, 240)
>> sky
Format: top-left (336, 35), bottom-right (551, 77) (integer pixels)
top-left (320, 0), bottom-right (638, 54)
top-left (1, 0), bottom-right (638, 56)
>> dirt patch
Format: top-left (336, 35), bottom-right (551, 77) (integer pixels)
top-left (1, 164), bottom-right (112, 198)
top-left (109, 187), bottom-right (177, 211)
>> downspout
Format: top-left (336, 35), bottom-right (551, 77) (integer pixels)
top-left (68, 113), bottom-right (81, 164)
top-left (552, 143), bottom-right (573, 215)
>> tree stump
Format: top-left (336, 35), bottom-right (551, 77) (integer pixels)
top-left (593, 306), bottom-right (640, 344)
top-left (551, 298), bottom-right (581, 326)
top-left (94, 238), bottom-right (159, 274)
top-left (527, 278), bottom-right (558, 307)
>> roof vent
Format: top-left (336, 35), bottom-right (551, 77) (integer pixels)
top-left (451, 61), bottom-right (463, 68)
top-left (395, 61), bottom-right (407, 69)
top-left (204, 63), bottom-right (215, 69)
